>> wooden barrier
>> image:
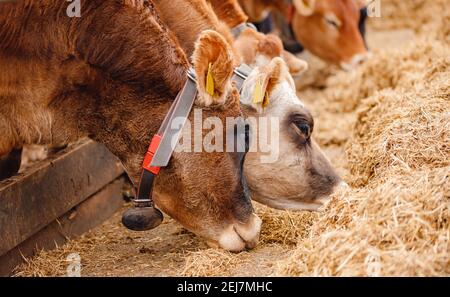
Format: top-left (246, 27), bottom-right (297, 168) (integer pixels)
top-left (0, 139), bottom-right (127, 276)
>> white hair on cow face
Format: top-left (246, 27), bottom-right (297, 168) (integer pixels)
top-left (238, 57), bottom-right (342, 211)
top-left (240, 57), bottom-right (301, 114)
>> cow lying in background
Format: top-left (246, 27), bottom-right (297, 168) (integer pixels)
top-left (153, 0), bottom-right (344, 210)
top-left (238, 0), bottom-right (370, 70)
top-left (0, 0), bottom-right (261, 251)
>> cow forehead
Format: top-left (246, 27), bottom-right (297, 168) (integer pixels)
top-left (317, 0), bottom-right (359, 20)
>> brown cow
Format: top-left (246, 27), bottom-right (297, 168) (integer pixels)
top-left (238, 0), bottom-right (369, 70)
top-left (0, 0), bottom-right (260, 251)
top-left (153, 0), bottom-right (344, 210)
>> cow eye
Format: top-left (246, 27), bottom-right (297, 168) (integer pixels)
top-left (324, 14), bottom-right (341, 28)
top-left (295, 121), bottom-right (311, 139)
top-left (289, 111), bottom-right (314, 144)
top-left (292, 117), bottom-right (313, 142)
top-left (243, 123), bottom-right (251, 152)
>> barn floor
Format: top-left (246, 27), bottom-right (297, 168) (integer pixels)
top-left (13, 1), bottom-right (449, 277)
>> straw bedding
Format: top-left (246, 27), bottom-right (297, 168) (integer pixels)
top-left (278, 69), bottom-right (449, 275)
top-left (274, 0), bottom-right (450, 275)
top-left (369, 0), bottom-right (449, 43)
top-left (14, 0), bottom-right (449, 276)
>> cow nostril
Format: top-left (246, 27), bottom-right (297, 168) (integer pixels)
top-left (360, 56), bottom-right (369, 64)
top-left (341, 53), bottom-right (370, 71)
top-left (218, 214), bottom-right (262, 251)
top-left (218, 227), bottom-right (246, 252)
top-left (354, 54), bottom-right (368, 65)
top-left (234, 214), bottom-right (262, 249)
top-left (335, 181), bottom-right (350, 194)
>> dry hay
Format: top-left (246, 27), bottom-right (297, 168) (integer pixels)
top-left (275, 36), bottom-right (450, 276)
top-left (264, 1), bottom-right (449, 276)
top-left (13, 205), bottom-right (215, 277)
top-left (295, 52), bottom-right (340, 91)
top-left (324, 39), bottom-right (448, 113)
top-left (369, 0), bottom-right (450, 43)
top-left (14, 203), bottom-right (316, 277)
top-left (277, 167), bottom-right (449, 276)
top-left (178, 205), bottom-right (317, 276)
top-left (348, 76), bottom-right (449, 186)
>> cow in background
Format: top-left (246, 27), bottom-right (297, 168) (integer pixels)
top-left (239, 0), bottom-right (370, 70)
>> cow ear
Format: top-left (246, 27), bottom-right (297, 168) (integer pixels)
top-left (192, 30), bottom-right (235, 107)
top-left (293, 0), bottom-right (316, 16)
top-left (241, 57), bottom-right (290, 113)
top-left (281, 50), bottom-right (308, 76)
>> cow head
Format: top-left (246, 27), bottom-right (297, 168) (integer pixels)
top-left (153, 31), bottom-right (261, 252)
top-left (240, 57), bottom-right (344, 210)
top-left (233, 27), bottom-right (308, 76)
top-left (290, 0), bottom-right (369, 70)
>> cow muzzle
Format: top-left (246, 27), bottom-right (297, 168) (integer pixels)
top-left (208, 213), bottom-right (262, 252)
top-left (341, 52), bottom-right (371, 71)
top-left (312, 181), bottom-right (349, 209)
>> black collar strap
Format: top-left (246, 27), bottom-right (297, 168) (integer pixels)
top-left (147, 69), bottom-right (197, 169)
top-left (122, 69), bottom-right (197, 231)
top-left (284, 3), bottom-right (305, 54)
top-left (285, 21), bottom-right (304, 54)
top-left (136, 68), bottom-right (197, 203)
top-left (233, 63), bottom-right (253, 92)
top-left (231, 22), bottom-right (257, 38)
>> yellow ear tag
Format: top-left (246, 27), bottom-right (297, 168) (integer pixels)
top-left (206, 63), bottom-right (215, 96)
top-left (252, 79), bottom-right (264, 104)
top-left (262, 91), bottom-right (270, 109)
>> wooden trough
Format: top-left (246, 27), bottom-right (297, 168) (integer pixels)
top-left (0, 139), bottom-right (127, 276)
